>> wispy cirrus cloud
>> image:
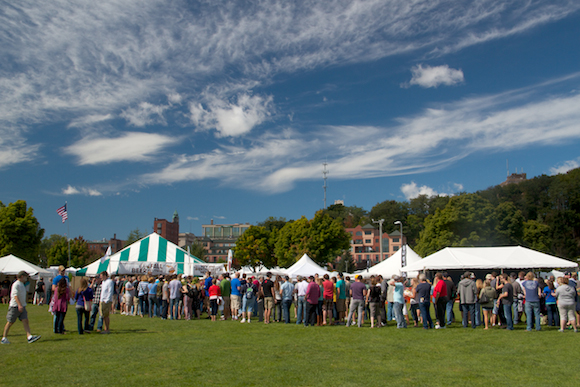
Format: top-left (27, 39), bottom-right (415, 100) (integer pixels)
top-left (550, 158), bottom-right (580, 175)
top-left (403, 64), bottom-right (464, 88)
top-left (62, 185), bottom-right (102, 196)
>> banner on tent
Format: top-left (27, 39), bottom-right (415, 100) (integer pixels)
top-left (193, 264), bottom-right (224, 277)
top-left (118, 262), bottom-right (178, 276)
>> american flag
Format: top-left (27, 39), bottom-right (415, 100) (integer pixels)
top-left (56, 204), bottom-right (68, 223)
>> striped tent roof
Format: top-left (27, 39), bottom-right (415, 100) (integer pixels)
top-left (76, 232), bottom-right (204, 276)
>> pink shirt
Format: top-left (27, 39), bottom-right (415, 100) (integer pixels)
top-left (306, 282), bottom-right (320, 305)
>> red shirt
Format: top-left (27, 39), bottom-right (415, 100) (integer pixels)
top-left (208, 284), bottom-right (221, 298)
top-left (323, 280), bottom-right (334, 299)
top-left (434, 279), bottom-right (447, 298)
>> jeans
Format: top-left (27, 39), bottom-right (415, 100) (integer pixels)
top-left (296, 296), bottom-right (306, 324)
top-left (446, 299), bottom-right (455, 325)
top-left (274, 299), bottom-right (282, 321)
top-left (394, 302), bottom-right (407, 328)
top-left (282, 299), bottom-right (292, 323)
top-left (89, 302), bottom-right (103, 331)
top-left (346, 299), bottom-right (364, 327)
top-left (139, 295), bottom-right (148, 316)
top-left (474, 302), bottom-right (481, 326)
top-left (461, 304), bottom-right (476, 328)
top-left (76, 307), bottom-right (90, 334)
top-left (305, 303), bottom-right (317, 326)
top-left (436, 297), bottom-right (448, 326)
top-left (242, 296), bottom-right (254, 314)
top-left (546, 303), bottom-right (559, 326)
top-left (410, 303), bottom-right (419, 324)
top-left (148, 295), bottom-right (158, 317)
top-left (386, 301), bottom-right (394, 321)
top-left (161, 299), bottom-right (169, 319)
top-left (503, 303), bottom-right (513, 330)
top-left (169, 298), bottom-right (179, 320)
top-left (525, 301), bottom-right (541, 331)
top-left (54, 311), bottom-right (66, 333)
top-left (419, 302), bottom-right (434, 329)
top-left (513, 299), bottom-right (521, 324)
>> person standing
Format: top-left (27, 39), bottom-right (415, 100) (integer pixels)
top-left (457, 272), bottom-right (478, 329)
top-left (169, 275), bottom-right (182, 320)
top-left (346, 275), bottom-right (367, 328)
top-left (123, 278), bottom-right (135, 316)
top-left (392, 276), bottom-right (407, 329)
top-left (322, 274), bottom-right (334, 325)
top-left (74, 278), bottom-right (93, 335)
top-left (53, 278), bottom-right (70, 334)
top-left (280, 276), bottom-right (294, 324)
top-left (148, 277), bottom-right (159, 318)
top-left (543, 279), bottom-right (559, 327)
top-left (261, 273), bottom-right (274, 324)
top-left (219, 274), bottom-right (231, 320)
top-left (433, 273), bottom-right (448, 329)
top-left (208, 279), bottom-right (221, 322)
top-left (443, 273), bottom-right (456, 326)
top-left (555, 276), bottom-right (577, 332)
top-left (305, 276), bottom-right (320, 327)
top-left (295, 276), bottom-right (308, 325)
top-left (496, 273), bottom-right (514, 330)
top-left (230, 272), bottom-right (241, 320)
top-left (88, 277), bottom-right (103, 331)
top-left (99, 271), bottom-right (114, 334)
top-left (2, 271), bottom-right (41, 344)
top-left (479, 279), bottom-right (496, 330)
top-left (522, 272), bottom-right (542, 331)
top-left (416, 274), bottom-right (434, 329)
top-left (34, 277), bottom-right (45, 305)
top-left (335, 273), bottom-right (347, 325)
top-left (367, 277), bottom-right (382, 328)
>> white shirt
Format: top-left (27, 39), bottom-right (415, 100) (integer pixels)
top-left (100, 278), bottom-right (115, 303)
top-left (296, 281), bottom-right (309, 297)
top-left (10, 280), bottom-right (27, 308)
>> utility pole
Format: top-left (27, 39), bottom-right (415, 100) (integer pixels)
top-left (322, 162), bottom-right (329, 209)
top-left (394, 220), bottom-right (405, 269)
top-left (372, 218), bottom-right (385, 262)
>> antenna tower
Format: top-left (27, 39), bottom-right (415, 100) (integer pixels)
top-left (323, 162), bottom-right (329, 209)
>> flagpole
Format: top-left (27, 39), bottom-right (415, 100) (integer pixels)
top-left (67, 201), bottom-right (71, 268)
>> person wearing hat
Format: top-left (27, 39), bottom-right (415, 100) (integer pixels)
top-left (2, 271), bottom-right (41, 344)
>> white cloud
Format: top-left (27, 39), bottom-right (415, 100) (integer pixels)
top-left (400, 182), bottom-right (463, 200)
top-left (64, 132), bottom-right (179, 165)
top-left (0, 127), bottom-right (39, 169)
top-left (189, 94), bottom-right (273, 137)
top-left (213, 215), bottom-right (226, 220)
top-left (121, 102), bottom-right (168, 127)
top-left (62, 185), bottom-right (102, 196)
top-left (67, 114), bottom-right (113, 128)
top-left (186, 216), bottom-right (199, 221)
top-left (405, 64), bottom-right (464, 88)
top-left (550, 158), bottom-right (580, 175)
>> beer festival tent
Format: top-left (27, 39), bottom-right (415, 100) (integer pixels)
top-left (401, 246), bottom-right (579, 272)
top-left (0, 254), bottom-right (51, 279)
top-left (358, 246), bottom-right (422, 278)
top-left (76, 232), bottom-right (224, 277)
top-left (283, 253), bottom-right (331, 279)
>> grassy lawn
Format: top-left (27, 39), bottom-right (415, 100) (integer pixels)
top-left (1, 303), bottom-right (578, 386)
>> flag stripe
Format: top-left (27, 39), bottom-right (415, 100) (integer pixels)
top-left (56, 204), bottom-right (68, 223)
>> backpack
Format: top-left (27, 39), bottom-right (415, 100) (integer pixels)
top-left (246, 285), bottom-right (254, 299)
top-left (188, 285), bottom-right (198, 299)
top-left (479, 289), bottom-right (489, 304)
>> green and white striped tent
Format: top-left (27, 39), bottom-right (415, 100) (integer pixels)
top-left (76, 232), bottom-right (209, 277)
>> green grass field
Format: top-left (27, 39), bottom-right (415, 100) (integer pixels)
top-left (1, 303), bottom-right (578, 386)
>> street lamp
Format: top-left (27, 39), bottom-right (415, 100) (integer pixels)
top-left (372, 218), bottom-right (384, 262)
top-left (394, 220), bottom-right (406, 270)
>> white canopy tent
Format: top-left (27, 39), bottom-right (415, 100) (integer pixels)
top-left (402, 246), bottom-right (578, 272)
top-left (236, 265), bottom-right (286, 278)
top-left (284, 254), bottom-right (330, 279)
top-left (0, 254), bottom-right (51, 279)
top-left (76, 233), bottom-right (222, 277)
top-left (357, 246), bottom-right (422, 278)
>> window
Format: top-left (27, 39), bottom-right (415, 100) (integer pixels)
top-left (364, 231), bottom-right (372, 235)
top-left (393, 238), bottom-right (399, 243)
top-left (365, 239), bottom-right (371, 244)
top-left (393, 246), bottom-right (399, 251)
top-left (375, 239), bottom-right (378, 243)
top-left (355, 231), bottom-right (362, 236)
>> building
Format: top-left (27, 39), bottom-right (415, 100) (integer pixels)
top-left (178, 232), bottom-right (197, 248)
top-left (500, 172), bottom-right (527, 186)
top-left (87, 234), bottom-right (125, 257)
top-left (200, 221), bottom-right (251, 263)
top-left (154, 211), bottom-right (179, 245)
top-left (346, 224), bottom-right (406, 270)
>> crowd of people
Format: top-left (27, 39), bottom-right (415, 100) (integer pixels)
top-left (3, 266), bottom-right (579, 343)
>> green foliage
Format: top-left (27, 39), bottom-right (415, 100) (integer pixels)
top-left (368, 200), bottom-right (409, 233)
top-left (415, 194), bottom-right (496, 256)
top-left (323, 204), bottom-right (368, 227)
top-left (256, 216), bottom-right (288, 232)
top-left (234, 226), bottom-right (276, 268)
top-left (126, 228), bottom-right (147, 245)
top-left (0, 200), bottom-right (44, 263)
top-left (335, 250), bottom-right (355, 273)
top-left (523, 220), bottom-right (552, 254)
top-left (274, 211), bottom-right (350, 268)
top-left (186, 240), bottom-right (206, 261)
top-left (46, 236), bottom-right (90, 267)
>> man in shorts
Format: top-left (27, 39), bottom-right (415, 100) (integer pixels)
top-left (335, 273), bottom-right (347, 325)
top-left (261, 272), bottom-right (275, 324)
top-left (322, 274), bottom-right (334, 325)
top-left (2, 271), bottom-right (41, 344)
top-left (230, 272), bottom-right (241, 320)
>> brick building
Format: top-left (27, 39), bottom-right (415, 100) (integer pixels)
top-left (346, 224), bottom-right (406, 270)
top-left (154, 210), bottom-right (179, 245)
top-left (87, 234), bottom-right (125, 257)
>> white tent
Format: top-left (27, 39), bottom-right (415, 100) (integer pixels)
top-left (76, 233), bottom-right (215, 277)
top-left (402, 246), bottom-right (578, 272)
top-left (358, 246), bottom-right (422, 278)
top-left (237, 265), bottom-right (286, 278)
top-left (0, 254), bottom-right (51, 279)
top-left (284, 254), bottom-right (330, 279)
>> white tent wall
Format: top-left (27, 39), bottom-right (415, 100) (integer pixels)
top-left (284, 254), bottom-right (331, 280)
top-left (357, 246), bottom-right (422, 278)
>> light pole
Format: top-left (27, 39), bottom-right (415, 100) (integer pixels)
top-left (372, 218), bottom-right (384, 262)
top-left (394, 220), bottom-right (406, 270)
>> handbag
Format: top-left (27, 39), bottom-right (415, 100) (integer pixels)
top-left (83, 294), bottom-right (92, 312)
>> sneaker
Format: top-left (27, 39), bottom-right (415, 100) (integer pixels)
top-left (435, 324), bottom-right (441, 329)
top-left (247, 319), bottom-right (251, 323)
top-left (27, 335), bottom-right (41, 344)
top-left (1, 338), bottom-right (10, 344)
top-left (240, 318), bottom-right (246, 323)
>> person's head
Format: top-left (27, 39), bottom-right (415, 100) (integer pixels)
top-left (331, 276), bottom-right (336, 283)
top-left (58, 265), bottom-right (65, 274)
top-left (518, 271), bottom-right (526, 279)
top-left (297, 276), bottom-right (302, 282)
top-left (464, 271), bottom-right (471, 279)
top-left (266, 272), bottom-right (272, 279)
top-left (491, 271), bottom-right (498, 278)
top-left (338, 272), bottom-right (343, 279)
top-left (561, 277), bottom-right (569, 285)
top-left (17, 271), bottom-right (29, 282)
top-left (79, 278), bottom-right (88, 291)
top-left (419, 273), bottom-right (427, 282)
top-left (547, 279), bottom-right (554, 290)
top-left (434, 272), bottom-right (443, 281)
top-left (484, 279), bottom-right (491, 287)
top-left (371, 277), bottom-right (377, 286)
top-left (308, 276), bottom-right (314, 282)
top-left (212, 278), bottom-right (217, 285)
top-left (345, 276), bottom-right (350, 281)
top-left (510, 272), bottom-right (517, 280)
top-left (501, 273), bottom-right (509, 283)
top-left (411, 278), bottom-right (418, 287)
top-left (100, 271), bottom-right (108, 281)
top-left (355, 275), bottom-right (362, 282)
top-left (525, 272), bottom-right (534, 281)
top-left (323, 274), bottom-right (329, 280)
top-left (442, 272), bottom-right (449, 279)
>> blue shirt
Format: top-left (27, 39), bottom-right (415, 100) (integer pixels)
top-left (148, 282), bottom-right (158, 295)
top-left (204, 276), bottom-right (213, 297)
top-left (393, 282), bottom-right (404, 304)
top-left (52, 274), bottom-right (69, 287)
top-left (522, 280), bottom-right (540, 302)
top-left (543, 286), bottom-right (556, 304)
top-left (231, 278), bottom-right (241, 296)
top-left (281, 281), bottom-right (294, 301)
top-left (336, 279), bottom-right (346, 300)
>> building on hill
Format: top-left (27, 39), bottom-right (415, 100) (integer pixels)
top-left (500, 172), bottom-right (527, 187)
top-left (154, 211), bottom-right (179, 245)
top-left (87, 234), bottom-right (124, 257)
top-left (345, 224), bottom-right (406, 270)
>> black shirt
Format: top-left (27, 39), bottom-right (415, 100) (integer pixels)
top-left (262, 279), bottom-right (274, 298)
top-left (501, 282), bottom-right (513, 305)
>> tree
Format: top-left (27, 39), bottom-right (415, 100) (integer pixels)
top-left (256, 216), bottom-right (288, 232)
top-left (186, 240), bottom-right (206, 261)
top-left (323, 204), bottom-right (368, 227)
top-left (0, 200), bottom-right (44, 263)
top-left (523, 220), bottom-right (552, 254)
top-left (368, 200), bottom-right (408, 233)
top-left (335, 250), bottom-right (355, 273)
top-left (494, 201), bottom-right (524, 245)
top-left (415, 194), bottom-right (496, 257)
top-left (46, 236), bottom-right (90, 267)
top-left (126, 228), bottom-right (147, 245)
top-left (234, 226), bottom-right (276, 268)
top-left (39, 234), bottom-right (67, 267)
top-left (274, 212), bottom-right (350, 268)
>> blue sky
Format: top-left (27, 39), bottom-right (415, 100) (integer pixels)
top-left (1, 0), bottom-right (580, 241)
